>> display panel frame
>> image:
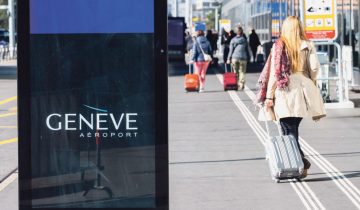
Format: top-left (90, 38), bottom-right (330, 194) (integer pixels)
top-left (18, 0), bottom-right (168, 209)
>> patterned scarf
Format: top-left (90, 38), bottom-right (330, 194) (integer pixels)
top-left (256, 39), bottom-right (290, 104)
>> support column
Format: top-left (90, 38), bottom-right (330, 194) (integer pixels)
top-left (8, 0), bottom-right (15, 58)
top-left (215, 7), bottom-right (219, 32)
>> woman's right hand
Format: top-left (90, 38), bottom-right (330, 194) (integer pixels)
top-left (265, 99), bottom-right (274, 111)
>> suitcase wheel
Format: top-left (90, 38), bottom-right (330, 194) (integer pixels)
top-left (275, 179), bottom-right (280, 183)
top-left (185, 88), bottom-right (199, 93)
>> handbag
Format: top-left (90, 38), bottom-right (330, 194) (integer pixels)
top-left (196, 39), bottom-right (212, 62)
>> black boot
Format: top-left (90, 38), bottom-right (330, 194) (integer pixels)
top-left (302, 158), bottom-right (311, 170)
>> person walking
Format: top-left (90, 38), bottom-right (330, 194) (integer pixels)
top-left (185, 31), bottom-right (194, 53)
top-left (257, 16), bottom-right (326, 178)
top-left (191, 30), bottom-right (212, 92)
top-left (206, 30), bottom-right (217, 57)
top-left (221, 28), bottom-right (231, 66)
top-left (249, 29), bottom-right (261, 63)
top-left (227, 27), bottom-right (249, 90)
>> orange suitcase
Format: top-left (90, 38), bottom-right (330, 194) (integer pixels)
top-left (184, 63), bottom-right (199, 92)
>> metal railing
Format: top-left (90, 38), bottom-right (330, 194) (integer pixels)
top-left (315, 42), bottom-right (354, 108)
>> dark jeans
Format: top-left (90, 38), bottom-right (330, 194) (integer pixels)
top-left (251, 47), bottom-right (257, 62)
top-left (223, 46), bottom-right (229, 63)
top-left (279, 117), bottom-right (303, 156)
top-left (279, 117), bottom-right (310, 169)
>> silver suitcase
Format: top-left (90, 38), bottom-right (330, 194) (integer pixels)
top-left (264, 119), bottom-right (304, 183)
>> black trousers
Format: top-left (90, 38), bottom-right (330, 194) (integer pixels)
top-left (223, 46), bottom-right (229, 63)
top-left (251, 47), bottom-right (258, 62)
top-left (279, 117), bottom-right (304, 158)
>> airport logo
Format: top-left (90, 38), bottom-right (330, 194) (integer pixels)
top-left (45, 104), bottom-right (139, 139)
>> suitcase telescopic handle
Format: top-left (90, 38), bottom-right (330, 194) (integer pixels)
top-left (225, 63), bottom-right (235, 73)
top-left (189, 62), bottom-right (191, 74)
top-left (189, 49), bottom-right (194, 74)
top-left (261, 105), bottom-right (282, 138)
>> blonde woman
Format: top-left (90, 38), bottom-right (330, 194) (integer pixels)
top-left (258, 16), bottom-right (326, 178)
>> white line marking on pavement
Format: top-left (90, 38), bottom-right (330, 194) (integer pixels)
top-left (300, 139), bottom-right (360, 198)
top-left (215, 73), bottom-right (325, 210)
top-left (301, 181), bottom-right (327, 210)
top-left (242, 85), bottom-right (360, 209)
top-left (293, 180), bottom-right (319, 209)
top-left (290, 181), bottom-right (312, 210)
top-left (0, 172), bottom-right (17, 192)
top-left (300, 140), bottom-right (360, 208)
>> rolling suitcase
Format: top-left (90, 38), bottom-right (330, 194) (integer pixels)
top-left (263, 115), bottom-right (304, 183)
top-left (223, 64), bottom-right (238, 91)
top-left (184, 63), bottom-right (199, 92)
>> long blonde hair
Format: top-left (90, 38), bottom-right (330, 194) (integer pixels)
top-left (280, 16), bottom-right (308, 72)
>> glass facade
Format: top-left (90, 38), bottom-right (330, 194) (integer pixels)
top-left (246, 0), bottom-right (359, 66)
top-left (221, 0), bottom-right (252, 34)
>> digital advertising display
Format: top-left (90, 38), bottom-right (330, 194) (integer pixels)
top-left (18, 0), bottom-right (168, 209)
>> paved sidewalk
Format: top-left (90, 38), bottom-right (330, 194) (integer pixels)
top-left (169, 61), bottom-right (360, 210)
top-left (0, 61), bottom-right (17, 210)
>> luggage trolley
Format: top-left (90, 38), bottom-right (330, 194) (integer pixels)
top-left (314, 42), bottom-right (354, 108)
top-left (316, 52), bottom-right (331, 103)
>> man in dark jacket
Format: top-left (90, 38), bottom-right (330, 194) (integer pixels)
top-left (227, 27), bottom-right (249, 90)
top-left (249, 29), bottom-right (261, 63)
top-left (185, 31), bottom-right (194, 53)
top-left (221, 28), bottom-right (231, 65)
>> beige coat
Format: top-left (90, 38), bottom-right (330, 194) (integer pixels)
top-left (262, 40), bottom-right (326, 121)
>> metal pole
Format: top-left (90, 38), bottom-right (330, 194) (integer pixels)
top-left (349, 0), bottom-right (354, 70)
top-left (189, 0), bottom-right (193, 32)
top-left (359, 0), bottom-right (360, 67)
top-left (341, 0), bottom-right (344, 46)
top-left (349, 0), bottom-right (353, 47)
top-left (175, 0), bottom-right (178, 17)
top-left (8, 0), bottom-right (15, 59)
top-left (215, 7), bottom-right (219, 32)
top-left (279, 0), bottom-right (283, 28)
top-left (185, 0), bottom-right (190, 29)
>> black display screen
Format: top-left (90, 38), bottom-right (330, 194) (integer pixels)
top-left (18, 0), bottom-right (168, 209)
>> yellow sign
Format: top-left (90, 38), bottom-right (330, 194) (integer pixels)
top-left (219, 19), bottom-right (231, 32)
top-left (272, 20), bottom-right (280, 37)
top-left (302, 0), bottom-right (337, 41)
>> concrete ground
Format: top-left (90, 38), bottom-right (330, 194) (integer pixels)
top-left (0, 60), bottom-right (18, 210)
top-left (169, 61), bottom-right (360, 210)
